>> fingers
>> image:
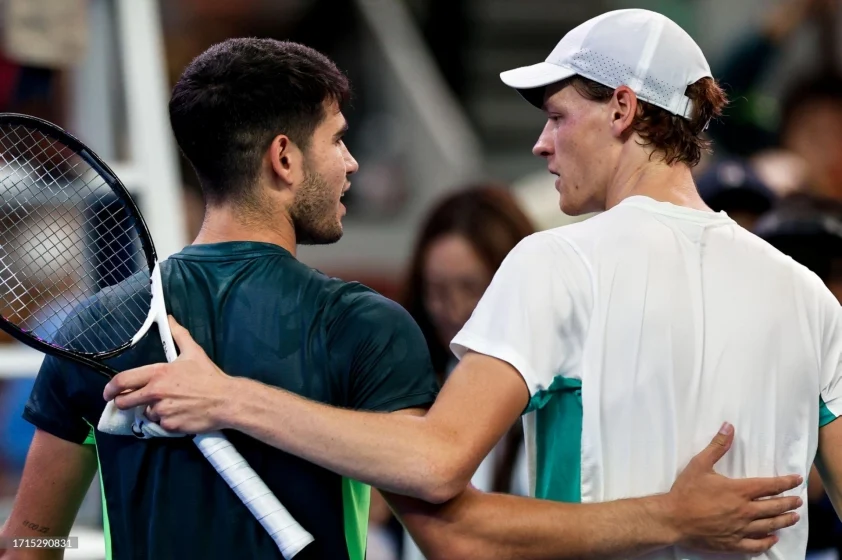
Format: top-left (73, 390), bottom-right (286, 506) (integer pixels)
top-left (742, 511), bottom-right (801, 538)
top-left (167, 315), bottom-right (202, 355)
top-left (732, 535), bottom-right (779, 554)
top-left (695, 422), bottom-right (734, 467)
top-left (103, 366), bottom-right (158, 400)
top-left (145, 405), bottom-right (161, 423)
top-left (741, 474), bottom-right (804, 499)
top-left (113, 386), bottom-right (157, 410)
top-left (745, 495), bottom-right (803, 519)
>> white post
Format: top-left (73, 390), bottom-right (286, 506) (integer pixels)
top-left (69, 0), bottom-right (117, 161)
top-left (114, 0), bottom-right (186, 259)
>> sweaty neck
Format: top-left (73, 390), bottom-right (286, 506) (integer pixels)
top-left (192, 203), bottom-right (298, 257)
top-left (604, 151), bottom-right (711, 213)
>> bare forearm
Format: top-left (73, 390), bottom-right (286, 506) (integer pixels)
top-left (224, 378), bottom-right (465, 502)
top-left (0, 431), bottom-right (97, 560)
top-left (389, 487), bottom-right (677, 560)
top-left (1, 521), bottom-right (68, 559)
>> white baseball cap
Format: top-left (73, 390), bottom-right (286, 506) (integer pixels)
top-left (500, 9), bottom-right (712, 119)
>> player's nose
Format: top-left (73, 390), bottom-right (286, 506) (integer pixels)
top-left (532, 121), bottom-right (554, 158)
top-left (344, 147), bottom-right (359, 175)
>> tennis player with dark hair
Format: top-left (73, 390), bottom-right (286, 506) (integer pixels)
top-left (0, 38), bottom-right (439, 560)
top-left (100, 11), bottom-right (817, 560)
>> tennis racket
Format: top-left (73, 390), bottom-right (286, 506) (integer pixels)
top-left (0, 113), bottom-right (313, 558)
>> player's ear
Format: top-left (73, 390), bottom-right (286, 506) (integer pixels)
top-left (609, 86), bottom-right (638, 138)
top-left (268, 134), bottom-right (301, 188)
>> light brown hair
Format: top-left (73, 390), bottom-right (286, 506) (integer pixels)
top-left (561, 76), bottom-right (728, 167)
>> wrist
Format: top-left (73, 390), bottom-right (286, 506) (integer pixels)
top-left (640, 493), bottom-right (682, 548)
top-left (217, 376), bottom-right (252, 429)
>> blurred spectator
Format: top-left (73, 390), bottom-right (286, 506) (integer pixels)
top-left (779, 73), bottom-right (842, 200)
top-left (710, 0), bottom-right (842, 207)
top-left (403, 185), bottom-right (535, 383)
top-left (697, 158), bottom-right (777, 229)
top-left (750, 148), bottom-right (809, 198)
top-left (709, 0), bottom-right (842, 202)
top-left (755, 193), bottom-right (842, 556)
top-left (367, 185), bottom-right (536, 560)
top-left (709, 0), bottom-right (836, 155)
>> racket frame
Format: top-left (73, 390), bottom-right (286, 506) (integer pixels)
top-left (0, 113), bottom-right (157, 375)
top-left (0, 113), bottom-right (315, 557)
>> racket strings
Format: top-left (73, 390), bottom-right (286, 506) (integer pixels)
top-left (6, 203), bottom-right (133, 295)
top-left (1, 192), bottom-right (136, 294)
top-left (0, 129), bottom-right (117, 238)
top-left (5, 211), bottom-right (149, 352)
top-left (13, 212), bottom-right (149, 352)
top-left (1, 167), bottom-right (120, 313)
top-left (0, 122), bottom-right (151, 355)
top-left (14, 247), bottom-right (144, 346)
top-left (0, 126), bottom-right (95, 206)
top-left (1, 206), bottom-right (147, 352)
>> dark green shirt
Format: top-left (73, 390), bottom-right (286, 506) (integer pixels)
top-left (24, 241), bottom-right (439, 560)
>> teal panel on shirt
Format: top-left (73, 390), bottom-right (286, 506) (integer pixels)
top-left (528, 376), bottom-right (583, 503)
top-left (528, 386), bottom-right (842, 505)
top-left (820, 397), bottom-right (839, 427)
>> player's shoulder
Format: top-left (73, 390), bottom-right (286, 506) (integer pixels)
top-left (495, 230), bottom-right (594, 299)
top-left (330, 280), bottom-right (410, 324)
top-left (545, 203), bottom-right (660, 247)
top-left (506, 227), bottom-right (592, 270)
top-left (94, 270), bottom-right (152, 305)
top-left (302, 269), bottom-right (412, 326)
top-left (742, 230), bottom-right (835, 299)
top-left (56, 271), bottom-right (151, 340)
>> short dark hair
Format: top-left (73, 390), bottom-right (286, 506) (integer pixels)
top-left (557, 75), bottom-right (727, 167)
top-left (169, 38), bottom-right (351, 206)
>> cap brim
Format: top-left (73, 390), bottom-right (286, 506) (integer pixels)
top-left (500, 62), bottom-right (576, 108)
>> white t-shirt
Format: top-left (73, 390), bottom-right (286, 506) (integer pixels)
top-left (451, 195), bottom-right (842, 560)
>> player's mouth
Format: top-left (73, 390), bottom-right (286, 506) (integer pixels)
top-left (339, 184), bottom-right (350, 214)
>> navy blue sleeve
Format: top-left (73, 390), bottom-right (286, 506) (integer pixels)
top-left (327, 288), bottom-right (440, 413)
top-left (22, 355), bottom-right (93, 444)
top-left (21, 278), bottom-right (148, 443)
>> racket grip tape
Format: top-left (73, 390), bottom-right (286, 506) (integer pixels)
top-left (193, 431), bottom-right (314, 558)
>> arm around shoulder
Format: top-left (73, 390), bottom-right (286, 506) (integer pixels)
top-left (222, 350), bottom-right (528, 503)
top-left (384, 425), bottom-right (803, 560)
top-left (222, 285), bottom-right (530, 503)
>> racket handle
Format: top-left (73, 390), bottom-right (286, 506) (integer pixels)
top-left (192, 431), bottom-right (314, 558)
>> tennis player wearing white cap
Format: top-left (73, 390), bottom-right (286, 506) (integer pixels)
top-left (104, 9), bottom-right (829, 559)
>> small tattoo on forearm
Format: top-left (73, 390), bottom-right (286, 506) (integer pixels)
top-left (21, 520), bottom-right (49, 534)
